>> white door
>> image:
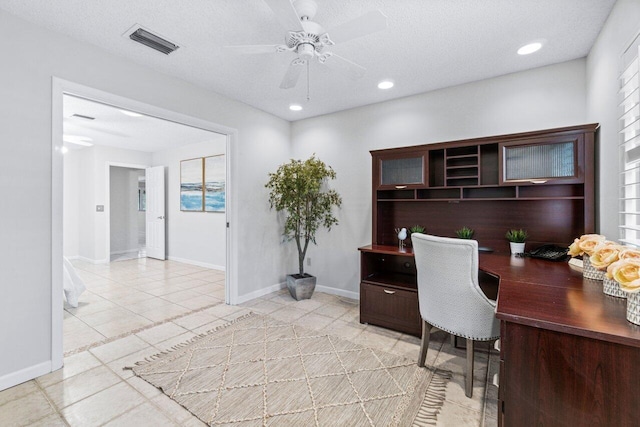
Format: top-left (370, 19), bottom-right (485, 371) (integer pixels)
top-left (146, 166), bottom-right (166, 260)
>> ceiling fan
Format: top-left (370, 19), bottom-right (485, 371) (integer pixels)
top-left (224, 0), bottom-right (388, 89)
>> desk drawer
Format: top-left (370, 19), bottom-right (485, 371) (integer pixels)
top-left (360, 282), bottom-right (421, 336)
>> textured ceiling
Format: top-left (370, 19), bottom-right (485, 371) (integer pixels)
top-left (2, 0), bottom-right (616, 121)
top-left (63, 95), bottom-right (221, 152)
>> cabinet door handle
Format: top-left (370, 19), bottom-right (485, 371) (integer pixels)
top-left (383, 289), bottom-right (396, 295)
top-left (395, 185), bottom-right (407, 189)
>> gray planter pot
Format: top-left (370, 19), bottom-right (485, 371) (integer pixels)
top-left (287, 274), bottom-right (316, 301)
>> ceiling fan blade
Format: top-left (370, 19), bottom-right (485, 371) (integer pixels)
top-left (280, 59), bottom-right (305, 89)
top-left (326, 10), bottom-right (388, 44)
top-left (320, 53), bottom-right (366, 80)
top-left (262, 0), bottom-right (304, 32)
top-left (223, 45), bottom-right (284, 54)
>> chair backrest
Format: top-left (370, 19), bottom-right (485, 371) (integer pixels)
top-left (412, 233), bottom-right (499, 341)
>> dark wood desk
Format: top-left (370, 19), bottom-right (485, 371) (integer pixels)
top-left (487, 253), bottom-right (640, 427)
top-left (359, 246), bottom-right (640, 426)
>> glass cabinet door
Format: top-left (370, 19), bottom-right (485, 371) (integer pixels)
top-left (379, 156), bottom-right (424, 187)
top-left (501, 138), bottom-right (581, 184)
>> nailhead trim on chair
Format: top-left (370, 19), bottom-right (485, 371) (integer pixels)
top-left (426, 320), bottom-right (499, 342)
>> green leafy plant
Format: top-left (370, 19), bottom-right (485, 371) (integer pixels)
top-left (266, 155), bottom-right (342, 276)
top-left (409, 225), bottom-right (426, 235)
top-left (455, 226), bottom-right (475, 239)
top-left (505, 229), bottom-right (528, 243)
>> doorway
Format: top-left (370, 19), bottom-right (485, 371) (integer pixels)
top-left (109, 166), bottom-right (146, 262)
top-left (53, 79), bottom-right (236, 366)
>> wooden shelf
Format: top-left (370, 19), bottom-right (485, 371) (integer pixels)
top-left (447, 154), bottom-right (478, 159)
top-left (446, 165), bottom-right (477, 170)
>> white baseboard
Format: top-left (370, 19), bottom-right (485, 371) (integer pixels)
top-left (236, 282), bottom-right (286, 304)
top-left (316, 285), bottom-right (360, 301)
top-left (167, 256), bottom-right (225, 271)
top-left (235, 282), bottom-right (359, 305)
top-left (0, 361), bottom-right (52, 392)
top-left (73, 256), bottom-right (109, 265)
top-left (110, 249), bottom-right (141, 256)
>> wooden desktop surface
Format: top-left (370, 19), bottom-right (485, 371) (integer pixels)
top-left (360, 244), bottom-right (640, 346)
top-left (479, 253), bottom-right (640, 348)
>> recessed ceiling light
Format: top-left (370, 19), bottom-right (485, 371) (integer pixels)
top-left (61, 146), bottom-right (69, 154)
top-left (378, 80), bottom-right (394, 90)
top-left (63, 135), bottom-right (94, 146)
top-left (120, 109), bottom-right (143, 117)
top-left (517, 41), bottom-right (543, 55)
top-left (289, 104), bottom-right (303, 111)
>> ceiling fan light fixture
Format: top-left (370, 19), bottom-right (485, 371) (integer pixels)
top-left (297, 43), bottom-right (315, 60)
top-left (517, 41), bottom-right (544, 55)
top-left (289, 104), bottom-right (303, 111)
top-left (378, 80), bottom-right (394, 89)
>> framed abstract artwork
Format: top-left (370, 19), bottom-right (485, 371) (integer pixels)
top-left (180, 158), bottom-right (204, 211)
top-left (204, 154), bottom-right (225, 212)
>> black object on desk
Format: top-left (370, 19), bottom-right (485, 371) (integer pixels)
top-left (524, 244), bottom-right (569, 261)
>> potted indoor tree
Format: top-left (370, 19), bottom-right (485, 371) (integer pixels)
top-left (266, 155), bottom-right (342, 300)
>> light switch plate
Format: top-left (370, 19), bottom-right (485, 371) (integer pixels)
top-left (96, 205), bottom-right (104, 212)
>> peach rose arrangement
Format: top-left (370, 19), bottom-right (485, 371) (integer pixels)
top-left (568, 235), bottom-right (640, 325)
top-left (606, 248), bottom-right (640, 294)
top-left (567, 234), bottom-right (606, 258)
top-left (568, 234), bottom-right (609, 280)
top-left (590, 243), bottom-right (625, 270)
top-left (610, 249), bottom-right (640, 325)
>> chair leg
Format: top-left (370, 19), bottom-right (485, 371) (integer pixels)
top-left (418, 320), bottom-right (431, 367)
top-left (465, 338), bottom-right (474, 397)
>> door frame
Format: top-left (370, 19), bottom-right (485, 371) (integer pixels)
top-left (106, 163), bottom-right (150, 263)
top-left (52, 78), bottom-right (237, 370)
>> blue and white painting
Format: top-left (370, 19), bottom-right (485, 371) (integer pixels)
top-left (205, 155), bottom-right (225, 212)
top-left (180, 158), bottom-right (203, 211)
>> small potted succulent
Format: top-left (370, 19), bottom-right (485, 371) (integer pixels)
top-left (455, 226), bottom-right (475, 239)
top-left (506, 229), bottom-right (528, 255)
top-left (408, 225), bottom-right (426, 246)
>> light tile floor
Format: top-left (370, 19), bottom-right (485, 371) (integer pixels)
top-left (63, 258), bottom-right (225, 354)
top-left (1, 260), bottom-right (498, 426)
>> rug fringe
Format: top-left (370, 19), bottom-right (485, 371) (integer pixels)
top-left (412, 370), bottom-right (452, 426)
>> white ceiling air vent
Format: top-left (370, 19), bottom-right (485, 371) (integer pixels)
top-left (127, 26), bottom-right (179, 55)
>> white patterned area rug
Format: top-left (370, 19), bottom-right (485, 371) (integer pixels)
top-left (128, 313), bottom-right (451, 426)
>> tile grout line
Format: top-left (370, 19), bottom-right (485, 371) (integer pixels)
top-left (64, 301), bottom-right (225, 357)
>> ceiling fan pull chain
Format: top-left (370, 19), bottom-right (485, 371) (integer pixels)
top-left (307, 60), bottom-right (310, 101)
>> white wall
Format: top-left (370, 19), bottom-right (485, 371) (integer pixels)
top-left (152, 137), bottom-right (227, 269)
top-left (63, 150), bottom-right (81, 258)
top-left (0, 8), bottom-right (290, 389)
top-left (67, 139), bottom-right (227, 268)
top-left (63, 145), bottom-right (151, 262)
top-left (586, 0), bottom-right (640, 240)
top-left (291, 59), bottom-right (588, 297)
top-left (109, 167), bottom-right (145, 255)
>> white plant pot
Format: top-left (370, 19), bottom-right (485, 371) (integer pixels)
top-left (510, 242), bottom-right (525, 255)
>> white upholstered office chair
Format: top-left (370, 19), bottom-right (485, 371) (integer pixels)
top-left (412, 233), bottom-right (499, 397)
